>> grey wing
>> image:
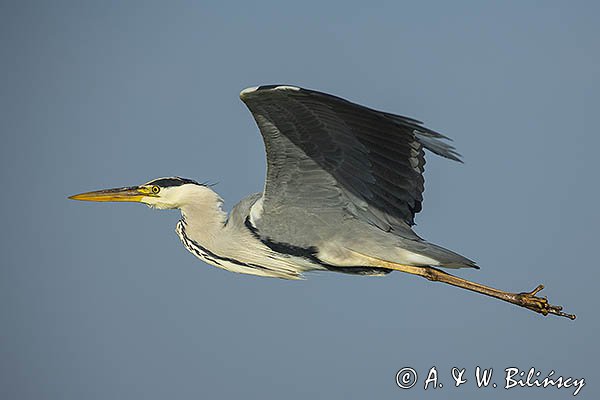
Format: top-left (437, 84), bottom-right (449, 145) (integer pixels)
top-left (240, 85), bottom-right (462, 249)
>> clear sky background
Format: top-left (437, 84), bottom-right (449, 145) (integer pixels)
top-left (2, 1), bottom-right (599, 399)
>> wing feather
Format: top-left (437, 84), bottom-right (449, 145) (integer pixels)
top-left (240, 85), bottom-right (461, 246)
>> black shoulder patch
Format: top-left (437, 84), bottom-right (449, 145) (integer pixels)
top-left (244, 217), bottom-right (393, 276)
top-left (244, 217), bottom-right (319, 259)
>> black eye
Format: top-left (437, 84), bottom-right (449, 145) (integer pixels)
top-left (151, 185), bottom-right (160, 194)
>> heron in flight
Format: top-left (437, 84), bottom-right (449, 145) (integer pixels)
top-left (70, 85), bottom-right (574, 319)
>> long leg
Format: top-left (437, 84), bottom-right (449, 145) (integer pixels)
top-left (350, 251), bottom-right (575, 320)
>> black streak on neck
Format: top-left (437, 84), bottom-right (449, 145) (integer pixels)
top-left (179, 221), bottom-right (272, 272)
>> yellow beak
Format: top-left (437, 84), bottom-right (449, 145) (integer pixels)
top-left (69, 186), bottom-right (152, 203)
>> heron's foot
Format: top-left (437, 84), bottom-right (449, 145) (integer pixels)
top-left (515, 284), bottom-right (576, 320)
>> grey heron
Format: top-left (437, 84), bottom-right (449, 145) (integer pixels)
top-left (70, 84), bottom-right (574, 319)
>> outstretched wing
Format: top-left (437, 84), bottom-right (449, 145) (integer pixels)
top-left (240, 85), bottom-right (461, 247)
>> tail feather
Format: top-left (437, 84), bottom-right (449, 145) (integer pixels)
top-left (417, 241), bottom-right (479, 269)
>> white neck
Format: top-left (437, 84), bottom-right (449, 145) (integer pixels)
top-left (179, 186), bottom-right (227, 245)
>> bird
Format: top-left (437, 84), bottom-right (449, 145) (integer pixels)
top-left (70, 84), bottom-right (574, 319)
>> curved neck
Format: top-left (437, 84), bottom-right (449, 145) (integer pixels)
top-left (179, 187), bottom-right (227, 246)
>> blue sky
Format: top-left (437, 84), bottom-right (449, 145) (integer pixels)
top-left (1, 1), bottom-right (599, 399)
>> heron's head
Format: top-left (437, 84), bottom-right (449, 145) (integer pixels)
top-left (69, 177), bottom-right (213, 210)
